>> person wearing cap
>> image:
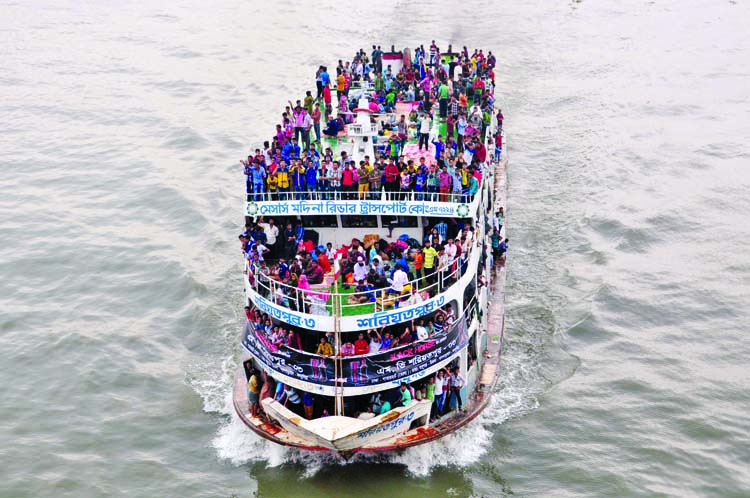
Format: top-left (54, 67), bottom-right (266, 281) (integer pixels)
top-left (353, 256), bottom-right (368, 282)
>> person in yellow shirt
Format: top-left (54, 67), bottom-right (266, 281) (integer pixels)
top-left (422, 240), bottom-right (439, 287)
top-left (276, 161), bottom-right (291, 200)
top-left (337, 74), bottom-right (346, 99)
top-left (266, 170), bottom-right (279, 200)
top-left (247, 368), bottom-right (261, 417)
top-left (357, 162), bottom-right (370, 200)
top-left (290, 160), bottom-right (307, 200)
top-left (316, 336), bottom-right (334, 357)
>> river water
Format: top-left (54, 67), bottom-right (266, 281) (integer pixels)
top-left (2, 0), bottom-right (749, 497)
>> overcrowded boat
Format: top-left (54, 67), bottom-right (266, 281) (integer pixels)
top-left (233, 42), bottom-right (508, 456)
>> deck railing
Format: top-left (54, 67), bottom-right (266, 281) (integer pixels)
top-left (247, 247), bottom-right (473, 318)
top-left (247, 189), bottom-right (478, 204)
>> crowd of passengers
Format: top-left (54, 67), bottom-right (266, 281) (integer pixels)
top-left (240, 42), bottom-right (504, 203)
top-left (240, 42), bottom-right (506, 424)
top-left (245, 353), bottom-right (484, 422)
top-left (245, 302), bottom-right (457, 357)
top-left (240, 216), bottom-right (482, 312)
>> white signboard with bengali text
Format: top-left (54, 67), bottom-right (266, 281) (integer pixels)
top-left (245, 199), bottom-right (475, 218)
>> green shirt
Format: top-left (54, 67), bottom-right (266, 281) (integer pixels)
top-left (469, 176), bottom-right (479, 194)
top-left (423, 246), bottom-right (438, 268)
top-left (304, 96), bottom-right (314, 114)
top-left (400, 388), bottom-right (412, 407)
top-left (426, 383), bottom-right (436, 402)
top-left (438, 84), bottom-right (449, 100)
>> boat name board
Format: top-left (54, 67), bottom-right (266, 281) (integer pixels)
top-left (355, 295), bottom-right (445, 328)
top-left (242, 316), bottom-right (469, 388)
top-left (254, 295), bottom-right (318, 329)
top-left (356, 411), bottom-right (416, 439)
top-left (246, 200), bottom-right (472, 218)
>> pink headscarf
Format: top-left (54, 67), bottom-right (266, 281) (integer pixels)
top-left (298, 274), bottom-right (311, 291)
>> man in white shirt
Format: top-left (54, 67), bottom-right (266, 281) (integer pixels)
top-left (449, 366), bottom-right (465, 412)
top-left (259, 218), bottom-right (279, 259)
top-left (387, 263), bottom-right (409, 294)
top-left (301, 110), bottom-right (313, 149)
top-left (255, 242), bottom-right (268, 262)
top-left (418, 114), bottom-right (432, 151)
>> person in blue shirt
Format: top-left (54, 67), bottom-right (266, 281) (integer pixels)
top-left (498, 237), bottom-right (508, 261)
top-left (281, 138), bottom-right (294, 163)
top-left (295, 222), bottom-right (305, 247)
top-left (291, 161), bottom-right (306, 200)
top-left (250, 163), bottom-right (266, 201)
top-left (290, 138), bottom-right (301, 160)
top-left (242, 158), bottom-right (253, 201)
top-left (305, 160), bottom-right (318, 198)
top-left (432, 135), bottom-right (445, 161)
top-left (394, 252), bottom-right (409, 276)
top-left (278, 259), bottom-right (290, 281)
top-left (414, 168), bottom-right (426, 201)
top-left (320, 66), bottom-right (330, 87)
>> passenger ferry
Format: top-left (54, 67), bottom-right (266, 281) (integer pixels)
top-left (233, 44), bottom-right (508, 456)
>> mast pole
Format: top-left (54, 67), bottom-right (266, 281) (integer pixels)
top-left (334, 259), bottom-right (343, 416)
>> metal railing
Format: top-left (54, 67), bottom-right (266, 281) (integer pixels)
top-left (247, 245), bottom-right (476, 317)
top-left (245, 293), bottom-right (479, 361)
top-left (247, 188), bottom-right (480, 203)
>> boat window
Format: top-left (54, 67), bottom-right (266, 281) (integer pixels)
top-left (305, 215), bottom-right (338, 228)
top-left (341, 215), bottom-right (378, 228)
top-left (381, 215), bottom-right (418, 228)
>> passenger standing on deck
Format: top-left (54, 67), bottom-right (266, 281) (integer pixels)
top-left (457, 113), bottom-right (468, 152)
top-left (357, 161), bottom-right (369, 200)
top-left (276, 160), bottom-right (290, 200)
top-left (248, 368), bottom-right (261, 417)
top-left (284, 222), bottom-right (296, 260)
top-left (259, 218), bottom-right (278, 259)
top-left (290, 101), bottom-right (305, 143)
top-left (422, 240), bottom-right (438, 287)
top-left (438, 165), bottom-right (452, 202)
top-left (449, 366), bottom-right (465, 412)
top-left (315, 66), bottom-right (324, 99)
top-left (431, 374), bottom-right (443, 421)
top-left (418, 113), bottom-right (432, 151)
top-left (384, 160), bottom-right (400, 199)
top-left (301, 108), bottom-right (312, 150)
top-left (311, 104), bottom-right (321, 143)
top-left (438, 80), bottom-right (450, 120)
